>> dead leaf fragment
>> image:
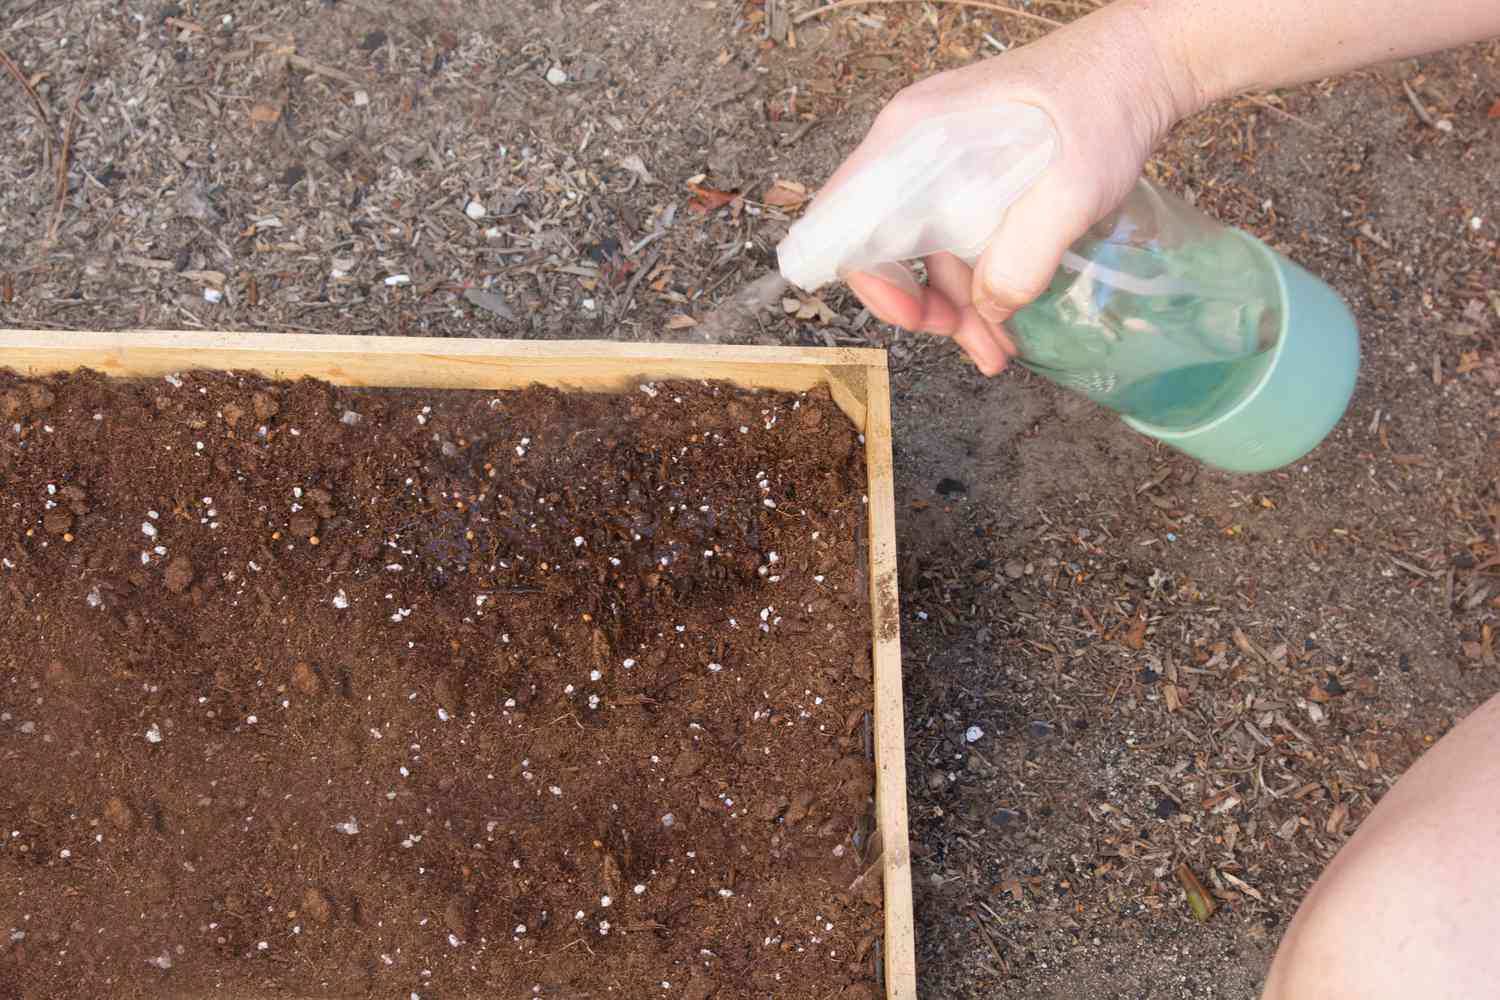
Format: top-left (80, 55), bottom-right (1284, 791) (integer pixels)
top-left (1124, 605), bottom-right (1148, 649)
top-left (1176, 864), bottom-right (1217, 922)
top-left (687, 182), bottom-right (738, 214)
top-left (761, 178), bottom-right (808, 208)
top-left (666, 314), bottom-right (698, 330)
top-left (249, 103), bottom-right (282, 124)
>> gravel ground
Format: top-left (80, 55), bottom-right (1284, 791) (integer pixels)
top-left (2, 2), bottom-right (1498, 997)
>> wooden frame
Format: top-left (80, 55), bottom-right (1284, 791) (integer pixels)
top-left (0, 330), bottom-right (916, 1000)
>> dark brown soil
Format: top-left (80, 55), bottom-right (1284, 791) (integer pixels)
top-left (0, 369), bottom-right (881, 1000)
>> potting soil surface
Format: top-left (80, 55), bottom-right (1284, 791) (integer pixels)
top-left (0, 369), bottom-right (881, 1000)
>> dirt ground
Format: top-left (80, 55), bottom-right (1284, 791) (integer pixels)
top-left (2, 1), bottom-right (1498, 997)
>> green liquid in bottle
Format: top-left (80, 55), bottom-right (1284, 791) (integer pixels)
top-left (1008, 232), bottom-right (1281, 430)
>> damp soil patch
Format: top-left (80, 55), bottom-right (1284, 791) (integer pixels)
top-left (0, 369), bottom-right (881, 1000)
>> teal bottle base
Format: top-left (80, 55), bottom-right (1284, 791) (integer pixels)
top-left (1122, 240), bottom-right (1359, 474)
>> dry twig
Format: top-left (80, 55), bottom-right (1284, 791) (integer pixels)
top-left (1243, 94), bottom-right (1336, 138)
top-left (0, 45), bottom-right (49, 125)
top-left (1400, 77), bottom-right (1438, 128)
top-left (47, 70), bottom-right (89, 243)
top-left (793, 0), bottom-right (1063, 29)
top-left (288, 54), bottom-right (364, 88)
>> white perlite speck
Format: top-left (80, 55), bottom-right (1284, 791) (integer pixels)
top-left (437, 708), bottom-right (450, 722)
top-left (146, 951), bottom-right (173, 970)
top-left (634, 884), bottom-right (646, 895)
top-left (144, 723), bottom-right (163, 744)
top-left (332, 590), bottom-right (349, 609)
top-left (965, 725), bottom-right (985, 743)
top-left (141, 521), bottom-right (158, 538)
top-left (333, 816), bottom-right (360, 835)
top-left (600, 895), bottom-right (612, 907)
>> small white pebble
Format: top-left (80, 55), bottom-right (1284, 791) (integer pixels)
top-left (634, 884), bottom-right (646, 895)
top-left (437, 708), bottom-right (450, 722)
top-left (246, 715), bottom-right (257, 725)
top-left (332, 590), bottom-right (349, 609)
top-left (145, 723), bottom-right (163, 744)
top-left (549, 786), bottom-right (562, 797)
top-left (718, 889), bottom-right (734, 898)
top-left (141, 521), bottom-right (158, 538)
top-left (589, 669), bottom-right (602, 682)
top-left (598, 920), bottom-right (611, 935)
top-left (448, 933), bottom-right (461, 947)
top-left (334, 817), bottom-right (360, 835)
top-left (573, 535), bottom-right (585, 547)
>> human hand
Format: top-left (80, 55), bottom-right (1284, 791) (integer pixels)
top-left (820, 4), bottom-right (1204, 374)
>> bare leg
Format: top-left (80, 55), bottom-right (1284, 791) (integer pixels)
top-left (1263, 691), bottom-right (1500, 1000)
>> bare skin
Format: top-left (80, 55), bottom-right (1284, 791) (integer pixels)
top-left (1261, 691), bottom-right (1500, 999)
top-left (823, 0), bottom-right (1500, 374)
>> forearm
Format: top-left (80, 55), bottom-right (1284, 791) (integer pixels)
top-left (1121, 0), bottom-right (1500, 114)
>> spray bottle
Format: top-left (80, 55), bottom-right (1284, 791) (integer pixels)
top-left (776, 105), bottom-right (1359, 473)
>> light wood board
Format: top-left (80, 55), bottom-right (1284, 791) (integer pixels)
top-left (0, 329), bottom-right (917, 999)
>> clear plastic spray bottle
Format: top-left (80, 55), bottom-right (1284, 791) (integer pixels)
top-left (777, 105), bottom-right (1359, 473)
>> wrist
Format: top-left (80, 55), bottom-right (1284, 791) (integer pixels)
top-left (1106, 0), bottom-right (1219, 124)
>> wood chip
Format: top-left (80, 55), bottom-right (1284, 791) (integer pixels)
top-left (1220, 870), bottom-right (1264, 902)
top-left (463, 288), bottom-right (518, 322)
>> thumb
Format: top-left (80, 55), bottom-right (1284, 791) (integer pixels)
top-left (971, 176), bottom-right (1095, 325)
